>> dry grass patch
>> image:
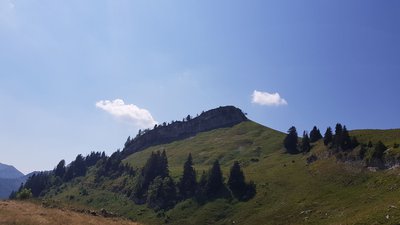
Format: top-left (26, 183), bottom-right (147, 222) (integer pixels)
top-left (0, 200), bottom-right (141, 225)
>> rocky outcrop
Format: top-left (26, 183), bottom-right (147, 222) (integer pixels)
top-left (121, 106), bottom-right (248, 158)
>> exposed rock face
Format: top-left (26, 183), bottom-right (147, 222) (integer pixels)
top-left (121, 106), bottom-right (247, 158)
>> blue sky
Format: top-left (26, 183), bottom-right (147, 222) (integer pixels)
top-left (1, 0), bottom-right (399, 173)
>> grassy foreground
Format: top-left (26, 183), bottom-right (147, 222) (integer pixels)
top-left (0, 200), bottom-right (140, 225)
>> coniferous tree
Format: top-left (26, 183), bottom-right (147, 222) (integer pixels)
top-left (284, 126), bottom-right (298, 154)
top-left (373, 141), bottom-right (387, 160)
top-left (196, 170), bottom-right (208, 202)
top-left (340, 126), bottom-right (352, 150)
top-left (105, 150), bottom-right (122, 172)
top-left (179, 153), bottom-right (197, 199)
top-left (73, 154), bottom-right (86, 177)
top-left (159, 150), bottom-right (169, 178)
top-left (301, 131), bottom-right (311, 153)
top-left (141, 152), bottom-right (160, 190)
top-left (54, 160), bottom-right (66, 178)
top-left (206, 160), bottom-right (224, 197)
top-left (160, 176), bottom-right (177, 209)
top-left (124, 136), bottom-right (131, 148)
top-left (24, 172), bottom-right (50, 197)
top-left (324, 127), bottom-right (333, 146)
top-left (133, 151), bottom-right (170, 203)
top-left (131, 173), bottom-right (146, 203)
top-left (333, 123), bottom-right (343, 149)
top-left (64, 165), bottom-right (74, 182)
top-left (228, 161), bottom-right (246, 199)
top-left (85, 151), bottom-right (103, 167)
top-left (310, 126), bottom-right (323, 143)
top-left (146, 176), bottom-right (163, 210)
top-left (147, 176), bottom-right (177, 211)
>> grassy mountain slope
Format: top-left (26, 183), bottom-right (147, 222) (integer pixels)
top-left (351, 129), bottom-right (400, 147)
top-left (43, 121), bottom-right (400, 225)
top-left (124, 121), bottom-right (285, 177)
top-left (122, 122), bottom-right (400, 225)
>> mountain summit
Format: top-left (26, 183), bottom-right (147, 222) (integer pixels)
top-left (122, 106), bottom-right (247, 157)
top-left (0, 163), bottom-right (24, 179)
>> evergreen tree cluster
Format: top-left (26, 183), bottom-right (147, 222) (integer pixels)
top-left (13, 151), bottom-right (108, 198)
top-left (132, 150), bottom-right (170, 204)
top-left (284, 123), bottom-right (360, 154)
top-left (96, 150), bottom-right (134, 180)
top-left (284, 125), bottom-right (322, 154)
top-left (323, 123), bottom-right (359, 151)
top-left (24, 172), bottom-right (51, 197)
top-left (63, 152), bottom-right (107, 182)
top-left (309, 126), bottom-right (323, 143)
top-left (322, 124), bottom-right (391, 168)
top-left (131, 151), bottom-right (256, 211)
top-left (282, 123), bottom-right (394, 169)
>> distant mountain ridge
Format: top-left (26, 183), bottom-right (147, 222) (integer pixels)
top-left (122, 105), bottom-right (247, 158)
top-left (0, 163), bottom-right (28, 199)
top-left (0, 163), bottom-right (24, 179)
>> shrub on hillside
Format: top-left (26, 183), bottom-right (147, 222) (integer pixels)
top-left (16, 188), bottom-right (32, 200)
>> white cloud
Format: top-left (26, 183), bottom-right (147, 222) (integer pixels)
top-left (251, 90), bottom-right (288, 106)
top-left (96, 99), bottom-right (157, 128)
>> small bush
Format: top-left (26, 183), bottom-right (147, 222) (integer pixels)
top-left (16, 188), bottom-right (32, 200)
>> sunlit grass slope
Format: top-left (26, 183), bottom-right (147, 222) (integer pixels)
top-left (123, 121), bottom-right (400, 225)
top-left (351, 129), bottom-right (400, 147)
top-left (124, 121), bottom-right (285, 177)
top-left (47, 121), bottom-right (400, 225)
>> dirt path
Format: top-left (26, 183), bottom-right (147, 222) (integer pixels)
top-left (0, 200), bottom-right (141, 225)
